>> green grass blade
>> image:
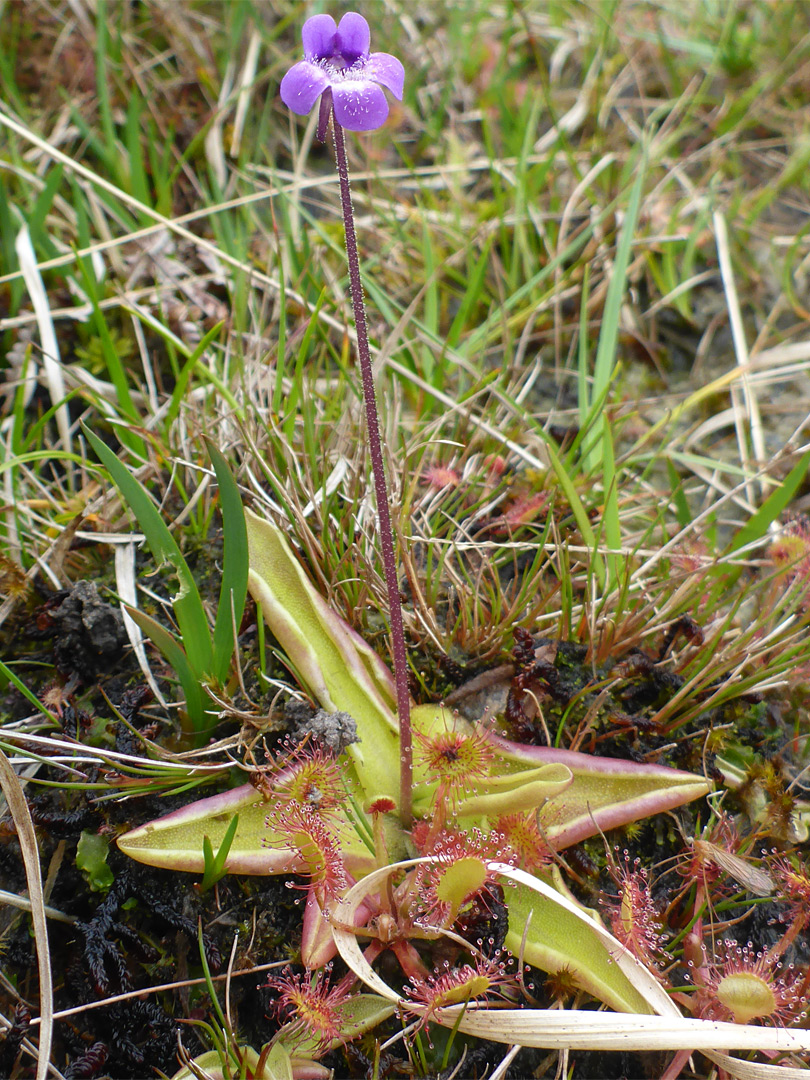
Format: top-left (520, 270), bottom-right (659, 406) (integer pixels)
top-left (730, 447), bottom-right (810, 555)
top-left (569, 366), bottom-right (620, 473)
top-left (164, 320), bottom-right (226, 431)
top-left (446, 235), bottom-right (494, 349)
top-left (539, 433), bottom-right (605, 591)
top-left (656, 450), bottom-right (750, 479)
top-left (82, 424), bottom-right (214, 680)
top-left (94, 1), bottom-right (117, 169)
top-left (125, 308), bottom-right (241, 419)
top-left (0, 179), bottom-right (24, 314)
top-left (577, 263), bottom-right (591, 424)
top-left (0, 660), bottom-right (57, 724)
top-left (206, 440), bottom-right (249, 685)
top-left (28, 165), bottom-right (64, 257)
top-left (421, 213), bottom-right (438, 383)
top-left (197, 921), bottom-right (228, 1034)
top-left (200, 814), bottom-right (240, 893)
top-left (666, 459), bottom-right (693, 531)
top-left (584, 146), bottom-right (648, 472)
top-left (124, 605), bottom-right (211, 741)
top-left (601, 422), bottom-right (622, 589)
top-left (273, 272), bottom-right (287, 416)
top-left (123, 91), bottom-right (151, 209)
top-left (10, 345), bottom-right (31, 456)
top-left (1, 447), bottom-right (87, 475)
top-left (76, 260), bottom-right (145, 458)
top-left (282, 289), bottom-right (328, 441)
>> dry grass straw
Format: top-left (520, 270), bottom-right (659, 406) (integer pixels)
top-left (0, 750), bottom-right (52, 1080)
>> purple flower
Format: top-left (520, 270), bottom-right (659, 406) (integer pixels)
top-left (280, 12), bottom-right (404, 132)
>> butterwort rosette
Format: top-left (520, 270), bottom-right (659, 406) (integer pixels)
top-left (280, 11), bottom-right (404, 133)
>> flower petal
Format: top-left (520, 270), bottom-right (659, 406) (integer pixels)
top-left (335, 12), bottom-right (370, 63)
top-left (332, 81), bottom-right (389, 131)
top-left (366, 52), bottom-right (405, 100)
top-left (301, 13), bottom-right (337, 62)
top-left (280, 61), bottom-right (330, 116)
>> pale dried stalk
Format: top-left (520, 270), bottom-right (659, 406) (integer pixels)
top-left (0, 749), bottom-right (53, 1080)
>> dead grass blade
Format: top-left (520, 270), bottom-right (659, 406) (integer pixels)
top-left (0, 749), bottom-right (53, 1080)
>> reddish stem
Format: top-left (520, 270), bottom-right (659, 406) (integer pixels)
top-left (330, 112), bottom-right (413, 828)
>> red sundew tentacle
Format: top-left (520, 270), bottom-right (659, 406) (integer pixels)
top-left (409, 827), bottom-right (513, 929)
top-left (602, 852), bottom-right (668, 971)
top-left (259, 737), bottom-right (350, 811)
top-left (422, 464), bottom-right (460, 489)
top-left (266, 964), bottom-right (353, 1051)
top-left (265, 801), bottom-right (349, 902)
top-left (402, 953), bottom-right (517, 1036)
top-left (688, 940), bottom-right (809, 1027)
top-left (415, 726), bottom-right (495, 797)
top-left (493, 813), bottom-right (552, 874)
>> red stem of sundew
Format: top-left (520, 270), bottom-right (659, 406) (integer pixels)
top-left (330, 112), bottom-right (413, 828)
top-left (660, 1048), bottom-right (692, 1080)
top-left (765, 909), bottom-right (805, 964)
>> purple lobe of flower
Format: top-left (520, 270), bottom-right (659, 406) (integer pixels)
top-left (280, 11), bottom-right (404, 133)
top-left (333, 12), bottom-right (370, 64)
top-left (301, 14), bottom-right (339, 62)
top-left (332, 82), bottom-right (389, 132)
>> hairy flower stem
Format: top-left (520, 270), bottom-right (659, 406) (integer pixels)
top-left (330, 111), bottom-right (413, 828)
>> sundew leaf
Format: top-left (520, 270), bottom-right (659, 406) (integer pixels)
top-left (276, 994), bottom-right (397, 1060)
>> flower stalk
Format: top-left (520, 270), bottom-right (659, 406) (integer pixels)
top-left (329, 112), bottom-right (413, 827)
top-left (280, 10), bottom-right (412, 826)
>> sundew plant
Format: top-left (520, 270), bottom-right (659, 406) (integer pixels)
top-left (4, 5), bottom-right (810, 1080)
